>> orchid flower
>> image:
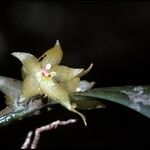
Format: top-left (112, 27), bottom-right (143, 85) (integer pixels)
top-left (11, 40), bottom-right (94, 126)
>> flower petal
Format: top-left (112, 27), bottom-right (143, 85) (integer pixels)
top-left (40, 77), bottom-right (71, 110)
top-left (22, 75), bottom-right (41, 98)
top-left (5, 95), bottom-right (13, 106)
top-left (50, 65), bottom-right (83, 82)
top-left (77, 63), bottom-right (93, 77)
top-left (71, 104), bottom-right (87, 126)
top-left (39, 40), bottom-right (63, 68)
top-left (21, 67), bottom-right (28, 79)
top-left (76, 80), bottom-right (95, 92)
top-left (11, 52), bottom-right (40, 74)
top-left (61, 77), bottom-right (80, 93)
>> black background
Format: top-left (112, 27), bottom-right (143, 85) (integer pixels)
top-left (0, 1), bottom-right (149, 149)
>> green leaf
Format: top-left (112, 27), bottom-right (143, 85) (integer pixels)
top-left (73, 86), bottom-right (150, 118)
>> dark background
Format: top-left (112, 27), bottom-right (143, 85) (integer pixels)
top-left (0, 1), bottom-right (149, 149)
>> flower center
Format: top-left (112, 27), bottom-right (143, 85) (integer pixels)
top-left (41, 63), bottom-right (51, 77)
top-left (42, 68), bottom-right (50, 77)
top-left (41, 63), bottom-right (57, 78)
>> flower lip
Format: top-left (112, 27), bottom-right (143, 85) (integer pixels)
top-left (42, 68), bottom-right (50, 77)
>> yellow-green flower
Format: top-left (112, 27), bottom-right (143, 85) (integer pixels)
top-left (11, 40), bottom-right (94, 126)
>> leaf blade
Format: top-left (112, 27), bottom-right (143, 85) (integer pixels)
top-left (73, 86), bottom-right (150, 118)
